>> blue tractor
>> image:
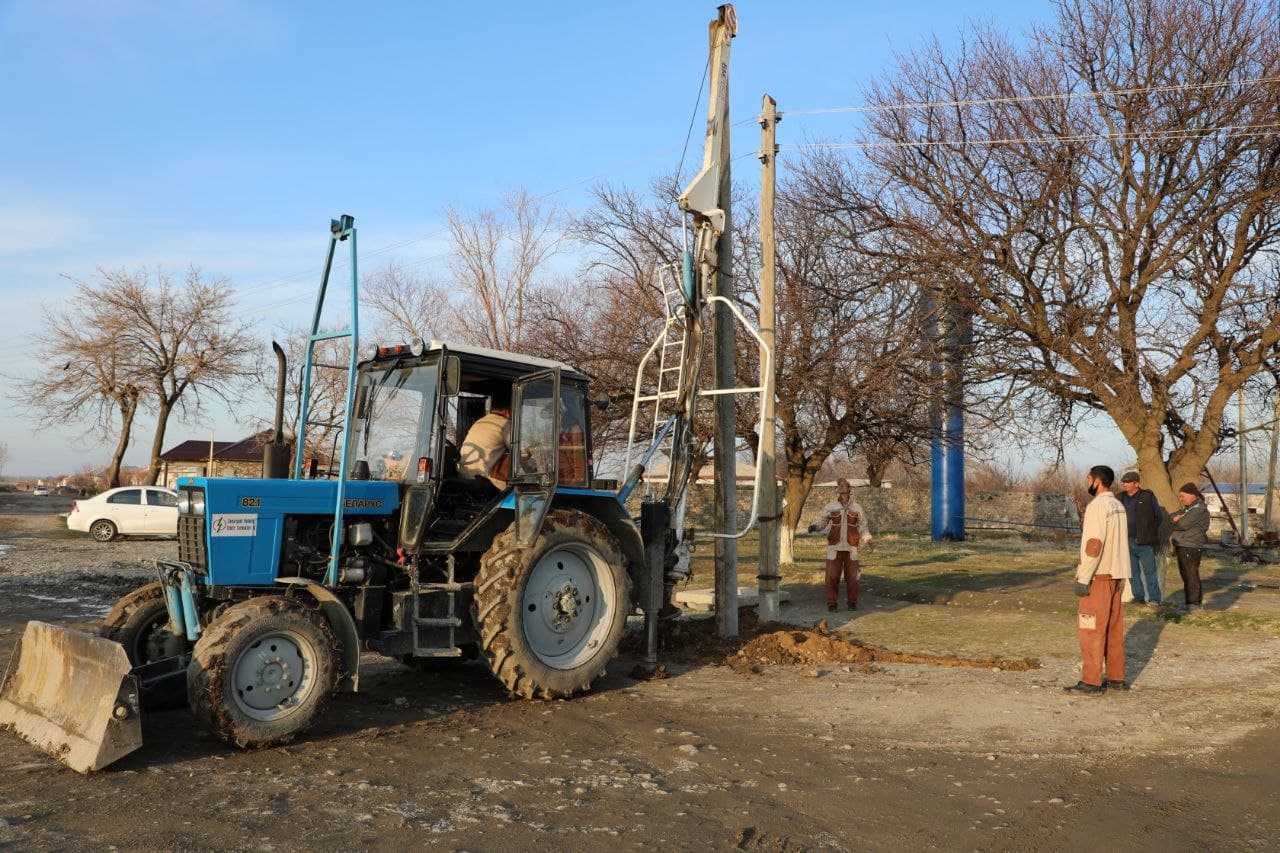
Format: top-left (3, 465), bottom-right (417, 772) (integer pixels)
top-left (0, 216), bottom-right (680, 770)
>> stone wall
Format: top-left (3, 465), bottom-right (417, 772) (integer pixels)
top-left (640, 483), bottom-right (1077, 538)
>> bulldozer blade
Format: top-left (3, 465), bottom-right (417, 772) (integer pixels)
top-left (0, 621), bottom-right (143, 773)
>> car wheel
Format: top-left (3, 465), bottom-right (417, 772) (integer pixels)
top-left (90, 519), bottom-right (118, 542)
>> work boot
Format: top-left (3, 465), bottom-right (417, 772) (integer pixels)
top-left (827, 603), bottom-right (837, 613)
top-left (1062, 681), bottom-right (1106, 695)
top-left (846, 601), bottom-right (858, 611)
top-left (1105, 680), bottom-right (1130, 691)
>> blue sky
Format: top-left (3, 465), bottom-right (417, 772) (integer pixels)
top-left (0, 0), bottom-right (1137, 478)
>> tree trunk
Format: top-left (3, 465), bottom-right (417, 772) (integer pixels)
top-left (146, 398), bottom-right (174, 486)
top-left (780, 470), bottom-right (817, 565)
top-left (866, 459), bottom-right (886, 488)
top-left (106, 397), bottom-right (138, 488)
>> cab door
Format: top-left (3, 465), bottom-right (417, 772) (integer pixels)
top-left (510, 369), bottom-right (560, 547)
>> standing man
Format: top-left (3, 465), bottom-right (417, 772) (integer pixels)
top-left (1169, 483), bottom-right (1211, 614)
top-left (1118, 471), bottom-right (1165, 606)
top-left (1066, 465), bottom-right (1132, 695)
top-left (808, 478), bottom-right (873, 612)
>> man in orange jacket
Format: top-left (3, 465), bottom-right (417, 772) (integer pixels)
top-left (808, 478), bottom-right (873, 612)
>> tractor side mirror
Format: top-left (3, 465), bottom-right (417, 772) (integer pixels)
top-left (442, 356), bottom-right (461, 397)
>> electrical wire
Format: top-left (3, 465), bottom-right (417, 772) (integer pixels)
top-left (777, 121), bottom-right (1280, 152)
top-left (775, 75), bottom-right (1280, 119)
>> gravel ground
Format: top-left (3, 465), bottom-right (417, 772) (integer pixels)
top-left (0, 492), bottom-right (1276, 850)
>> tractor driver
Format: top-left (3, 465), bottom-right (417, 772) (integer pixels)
top-left (458, 384), bottom-right (513, 490)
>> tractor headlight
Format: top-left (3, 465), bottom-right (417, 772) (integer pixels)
top-left (191, 491), bottom-right (206, 516)
top-left (177, 493), bottom-right (191, 515)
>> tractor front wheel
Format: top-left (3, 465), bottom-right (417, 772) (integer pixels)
top-left (100, 582), bottom-right (185, 666)
top-left (473, 510), bottom-right (631, 699)
top-left (187, 597), bottom-right (337, 749)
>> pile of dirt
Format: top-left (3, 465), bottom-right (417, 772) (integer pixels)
top-left (623, 611), bottom-right (1039, 673)
top-left (728, 620), bottom-right (1040, 672)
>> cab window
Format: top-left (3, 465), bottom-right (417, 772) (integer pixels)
top-left (557, 385), bottom-right (589, 487)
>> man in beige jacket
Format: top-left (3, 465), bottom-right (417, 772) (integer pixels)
top-left (808, 478), bottom-right (873, 612)
top-left (1065, 465), bottom-right (1132, 695)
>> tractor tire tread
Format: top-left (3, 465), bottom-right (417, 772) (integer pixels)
top-left (187, 596), bottom-right (337, 750)
top-left (472, 509), bottom-right (631, 700)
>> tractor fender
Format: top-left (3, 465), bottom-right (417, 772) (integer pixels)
top-left (547, 495), bottom-right (645, 573)
top-left (274, 578), bottom-right (360, 693)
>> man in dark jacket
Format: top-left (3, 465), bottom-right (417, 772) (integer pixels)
top-left (1169, 482), bottom-right (1211, 613)
top-left (1118, 472), bottom-right (1165, 605)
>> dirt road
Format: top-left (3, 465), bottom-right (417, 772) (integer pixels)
top-left (0, 493), bottom-right (1276, 850)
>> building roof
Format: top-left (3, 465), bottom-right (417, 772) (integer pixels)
top-left (160, 431), bottom-right (277, 463)
top-left (216, 430), bottom-right (277, 462)
top-left (1207, 483), bottom-right (1268, 495)
top-left (160, 440), bottom-right (235, 462)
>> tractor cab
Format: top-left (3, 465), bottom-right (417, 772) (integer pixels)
top-left (344, 340), bottom-right (596, 552)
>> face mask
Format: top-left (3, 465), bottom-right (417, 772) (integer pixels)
top-left (1087, 484), bottom-right (1098, 496)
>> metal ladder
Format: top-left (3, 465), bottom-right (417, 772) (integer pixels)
top-left (621, 253), bottom-right (772, 538)
top-left (642, 263), bottom-right (691, 499)
top-left (409, 556), bottom-right (472, 658)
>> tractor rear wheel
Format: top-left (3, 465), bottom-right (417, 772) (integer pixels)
top-left (473, 509), bottom-right (631, 699)
top-left (100, 582), bottom-right (185, 667)
top-left (187, 597), bottom-right (337, 749)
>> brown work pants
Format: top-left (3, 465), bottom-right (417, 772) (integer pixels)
top-left (1078, 574), bottom-right (1125, 687)
top-left (825, 551), bottom-right (859, 606)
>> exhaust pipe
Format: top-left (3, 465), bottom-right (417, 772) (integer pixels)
top-left (262, 341), bottom-right (291, 479)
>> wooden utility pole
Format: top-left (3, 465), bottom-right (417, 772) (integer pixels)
top-left (756, 94), bottom-right (781, 622)
top-left (677, 5), bottom-right (738, 637)
top-left (712, 85), bottom-right (738, 639)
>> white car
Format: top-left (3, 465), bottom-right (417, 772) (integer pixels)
top-left (66, 486), bottom-right (179, 542)
top-left (31, 486), bottom-right (49, 497)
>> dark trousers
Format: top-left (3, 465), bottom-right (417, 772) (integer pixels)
top-left (1174, 546), bottom-right (1203, 605)
top-left (825, 552), bottom-right (859, 605)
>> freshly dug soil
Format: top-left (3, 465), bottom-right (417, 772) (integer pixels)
top-left (623, 611), bottom-right (1039, 672)
top-left (729, 619), bottom-right (1040, 671)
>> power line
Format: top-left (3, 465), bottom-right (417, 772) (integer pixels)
top-left (776, 75), bottom-right (1280, 119)
top-left (776, 121), bottom-right (1280, 152)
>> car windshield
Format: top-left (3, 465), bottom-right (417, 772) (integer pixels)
top-left (348, 361), bottom-right (439, 482)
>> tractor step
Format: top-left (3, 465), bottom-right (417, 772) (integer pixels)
top-left (409, 647), bottom-right (464, 658)
top-left (418, 582), bottom-right (473, 592)
top-left (413, 616), bottom-right (462, 628)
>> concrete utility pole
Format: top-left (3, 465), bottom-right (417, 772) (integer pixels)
top-left (1264, 390), bottom-right (1280, 534)
top-left (756, 94), bottom-right (781, 622)
top-left (1240, 391), bottom-right (1250, 546)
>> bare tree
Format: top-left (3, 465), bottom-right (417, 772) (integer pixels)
top-left (447, 189), bottom-right (563, 350)
top-left (0, 441), bottom-right (8, 480)
top-left (824, 0), bottom-right (1280, 508)
top-left (562, 170), bottom-right (936, 561)
top-left (90, 267), bottom-right (257, 485)
top-left (363, 261), bottom-right (449, 343)
top-left (15, 283), bottom-right (144, 487)
top-left (249, 328), bottom-right (352, 466)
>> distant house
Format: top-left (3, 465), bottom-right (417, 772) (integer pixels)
top-left (1203, 482), bottom-right (1270, 518)
top-left (158, 431), bottom-right (279, 488)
